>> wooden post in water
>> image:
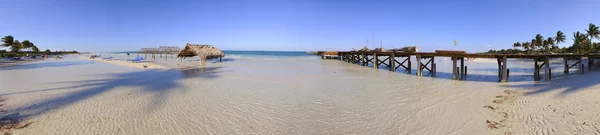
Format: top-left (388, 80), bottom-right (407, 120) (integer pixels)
top-left (464, 66), bottom-right (468, 79)
top-left (502, 56), bottom-right (508, 82)
top-left (452, 56), bottom-right (457, 80)
top-left (507, 69), bottom-right (510, 81)
top-left (534, 60), bottom-right (539, 80)
top-left (389, 53), bottom-right (395, 71)
top-left (373, 53), bottom-right (378, 69)
top-left (431, 57), bottom-right (435, 77)
top-left (417, 54), bottom-right (422, 76)
top-left (460, 57), bottom-right (464, 80)
top-left (407, 56), bottom-right (412, 74)
top-left (433, 63), bottom-right (436, 77)
top-left (456, 67), bottom-right (459, 80)
top-left (564, 58), bottom-right (569, 74)
top-left (545, 56), bottom-right (550, 81)
top-left (579, 55), bottom-right (583, 74)
top-left (497, 57), bottom-right (502, 82)
top-left (362, 53), bottom-right (367, 66)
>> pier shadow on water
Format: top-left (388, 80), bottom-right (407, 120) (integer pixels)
top-left (347, 61), bottom-right (600, 96)
top-left (506, 68), bottom-right (600, 97)
top-left (0, 66), bottom-right (226, 123)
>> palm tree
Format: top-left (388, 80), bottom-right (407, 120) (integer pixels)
top-left (21, 40), bottom-right (32, 51)
top-left (11, 40), bottom-right (21, 52)
top-left (531, 39), bottom-right (537, 53)
top-left (555, 31), bottom-right (566, 48)
top-left (535, 34), bottom-right (544, 53)
top-left (586, 23), bottom-right (600, 45)
top-left (513, 42), bottom-right (520, 49)
top-left (32, 46), bottom-right (40, 52)
top-left (545, 37), bottom-right (554, 54)
top-left (573, 31), bottom-right (588, 54)
top-left (1, 35), bottom-right (14, 49)
top-left (523, 42), bottom-right (531, 53)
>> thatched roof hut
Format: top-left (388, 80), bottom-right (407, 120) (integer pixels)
top-left (177, 43), bottom-right (225, 60)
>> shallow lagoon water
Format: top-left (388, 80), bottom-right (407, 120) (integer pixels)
top-left (0, 53), bottom-right (595, 134)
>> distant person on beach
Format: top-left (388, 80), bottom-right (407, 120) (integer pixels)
top-left (127, 53), bottom-right (130, 56)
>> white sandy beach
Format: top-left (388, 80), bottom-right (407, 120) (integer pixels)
top-left (1, 55), bottom-right (600, 134)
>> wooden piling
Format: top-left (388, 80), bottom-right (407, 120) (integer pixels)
top-left (534, 60), bottom-right (539, 80)
top-left (374, 53), bottom-right (378, 69)
top-left (460, 57), bottom-right (464, 80)
top-left (502, 56), bottom-right (508, 82)
top-left (433, 63), bottom-right (436, 77)
top-left (464, 66), bottom-right (468, 79)
top-left (579, 55), bottom-right (583, 74)
top-left (453, 56), bottom-right (457, 80)
top-left (407, 56), bottom-right (412, 74)
top-left (389, 54), bottom-right (395, 71)
top-left (545, 56), bottom-right (550, 81)
top-left (431, 57), bottom-right (435, 77)
top-left (506, 69), bottom-right (510, 81)
top-left (589, 57), bottom-right (593, 70)
top-left (362, 53), bottom-right (367, 66)
top-left (497, 57), bottom-right (502, 82)
top-left (456, 67), bottom-right (460, 80)
top-left (417, 54), bottom-right (422, 76)
top-left (564, 58), bottom-right (569, 74)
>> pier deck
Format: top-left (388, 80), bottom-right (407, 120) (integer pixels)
top-left (323, 51), bottom-right (600, 82)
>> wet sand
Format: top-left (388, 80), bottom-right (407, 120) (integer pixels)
top-left (1, 55), bottom-right (600, 134)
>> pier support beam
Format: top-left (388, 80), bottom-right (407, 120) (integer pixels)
top-left (417, 56), bottom-right (434, 77)
top-left (579, 55), bottom-right (584, 74)
top-left (589, 57), bottom-right (595, 70)
top-left (362, 53), bottom-right (367, 66)
top-left (544, 56), bottom-right (551, 81)
top-left (431, 57), bottom-right (436, 77)
top-left (453, 56), bottom-right (458, 80)
top-left (392, 55), bottom-right (411, 73)
top-left (417, 54), bottom-right (422, 76)
top-left (564, 58), bottom-right (569, 74)
top-left (497, 56), bottom-right (508, 82)
top-left (502, 56), bottom-right (508, 82)
top-left (460, 57), bottom-right (464, 80)
top-left (389, 53), bottom-right (395, 71)
top-left (373, 53), bottom-right (378, 69)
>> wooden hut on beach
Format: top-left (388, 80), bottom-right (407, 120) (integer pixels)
top-left (177, 43), bottom-right (225, 64)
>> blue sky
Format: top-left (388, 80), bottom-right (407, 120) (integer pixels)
top-left (1, 0), bottom-right (599, 52)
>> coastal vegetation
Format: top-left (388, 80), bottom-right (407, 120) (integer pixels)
top-left (486, 23), bottom-right (600, 54)
top-left (0, 35), bottom-right (78, 58)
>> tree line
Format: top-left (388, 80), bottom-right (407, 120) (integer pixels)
top-left (486, 23), bottom-right (600, 54)
top-left (0, 35), bottom-right (48, 52)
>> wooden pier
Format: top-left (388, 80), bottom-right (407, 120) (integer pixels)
top-left (325, 51), bottom-right (600, 82)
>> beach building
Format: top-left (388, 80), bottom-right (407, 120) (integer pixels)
top-left (177, 43), bottom-right (225, 64)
